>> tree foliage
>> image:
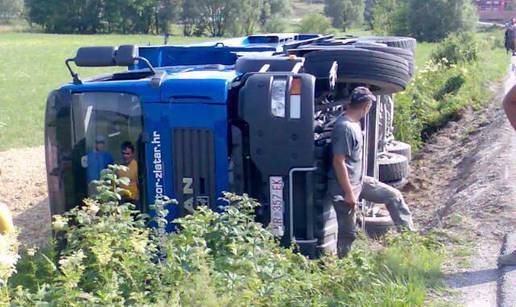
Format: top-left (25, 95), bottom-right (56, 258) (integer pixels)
top-left (0, 0), bottom-right (23, 23)
top-left (25, 0), bottom-right (158, 34)
top-left (406, 0), bottom-right (477, 42)
top-left (24, 0), bottom-right (291, 36)
top-left (372, 0), bottom-right (477, 42)
top-left (324, 0), bottom-right (365, 31)
top-left (298, 13), bottom-right (333, 34)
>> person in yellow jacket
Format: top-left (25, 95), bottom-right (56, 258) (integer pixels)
top-left (118, 141), bottom-right (139, 202)
top-left (0, 202), bottom-right (14, 234)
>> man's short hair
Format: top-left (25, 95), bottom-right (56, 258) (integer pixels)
top-left (349, 86), bottom-right (376, 108)
top-left (121, 141), bottom-right (135, 153)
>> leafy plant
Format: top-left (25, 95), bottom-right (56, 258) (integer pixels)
top-left (0, 232), bottom-right (18, 303)
top-left (6, 166), bottom-right (444, 306)
top-left (431, 32), bottom-right (479, 66)
top-left (394, 32), bottom-right (509, 151)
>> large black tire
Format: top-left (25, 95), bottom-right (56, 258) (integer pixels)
top-left (304, 47), bottom-right (411, 95)
top-left (386, 140), bottom-right (412, 161)
top-left (360, 36), bottom-right (417, 55)
top-left (362, 216), bottom-right (396, 238)
top-left (352, 43), bottom-right (415, 77)
top-left (378, 152), bottom-right (409, 183)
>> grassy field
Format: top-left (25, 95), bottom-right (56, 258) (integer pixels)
top-left (0, 33), bottom-right (208, 151)
top-left (0, 29), bottom-right (502, 152)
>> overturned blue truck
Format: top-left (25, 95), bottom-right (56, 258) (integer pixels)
top-left (45, 33), bottom-right (416, 257)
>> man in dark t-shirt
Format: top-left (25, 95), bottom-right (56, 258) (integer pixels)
top-left (327, 87), bottom-right (374, 257)
top-left (506, 18), bottom-right (516, 55)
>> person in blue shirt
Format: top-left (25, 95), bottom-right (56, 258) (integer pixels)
top-left (86, 136), bottom-right (114, 183)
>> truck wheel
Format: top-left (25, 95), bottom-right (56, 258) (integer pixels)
top-left (360, 36), bottom-right (417, 55)
top-left (352, 44), bottom-right (415, 77)
top-left (304, 47), bottom-right (411, 95)
top-left (314, 144), bottom-right (329, 184)
top-left (378, 152), bottom-right (409, 183)
top-left (361, 216), bottom-right (395, 238)
top-left (386, 140), bottom-right (412, 161)
top-left (384, 177), bottom-right (408, 190)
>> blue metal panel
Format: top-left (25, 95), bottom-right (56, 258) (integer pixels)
top-left (61, 80), bottom-right (162, 103)
top-left (143, 102), bottom-right (229, 229)
top-left (134, 34), bottom-right (329, 69)
top-left (160, 71), bottom-right (237, 104)
top-left (136, 46), bottom-right (279, 69)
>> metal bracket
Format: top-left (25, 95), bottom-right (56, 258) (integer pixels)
top-left (288, 167), bottom-right (317, 242)
top-left (65, 59), bottom-right (82, 85)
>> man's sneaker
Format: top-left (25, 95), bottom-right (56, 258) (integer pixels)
top-left (498, 250), bottom-right (516, 267)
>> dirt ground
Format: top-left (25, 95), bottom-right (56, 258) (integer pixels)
top-left (402, 71), bottom-right (516, 306)
top-left (0, 146), bottom-right (50, 247)
top-left (0, 68), bottom-right (515, 305)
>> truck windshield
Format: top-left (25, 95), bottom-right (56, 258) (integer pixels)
top-left (71, 92), bottom-right (143, 200)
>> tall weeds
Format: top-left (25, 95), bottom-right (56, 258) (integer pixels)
top-left (5, 167), bottom-right (443, 306)
top-left (394, 31), bottom-right (509, 151)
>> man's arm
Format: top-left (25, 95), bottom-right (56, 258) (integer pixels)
top-left (503, 84), bottom-right (516, 130)
top-left (333, 154), bottom-right (356, 206)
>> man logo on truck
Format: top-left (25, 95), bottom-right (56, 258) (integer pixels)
top-left (182, 177), bottom-right (195, 213)
top-left (152, 131), bottom-right (164, 200)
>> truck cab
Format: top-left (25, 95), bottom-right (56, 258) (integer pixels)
top-left (45, 34), bottom-right (415, 257)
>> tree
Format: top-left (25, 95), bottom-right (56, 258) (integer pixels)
top-left (364, 0), bottom-right (375, 29)
top-left (324, 0), bottom-right (345, 29)
top-left (157, 0), bottom-right (182, 34)
top-left (324, 0), bottom-right (365, 31)
top-left (229, 0), bottom-right (266, 36)
top-left (372, 0), bottom-right (477, 42)
top-left (0, 0), bottom-right (23, 23)
top-left (181, 0), bottom-right (202, 36)
top-left (261, 0), bottom-right (291, 26)
top-left (298, 13), bottom-right (332, 34)
top-left (181, 0), bottom-right (289, 37)
top-left (371, 0), bottom-right (408, 36)
top-left (406, 0), bottom-right (477, 42)
top-left (25, 0), bottom-right (159, 34)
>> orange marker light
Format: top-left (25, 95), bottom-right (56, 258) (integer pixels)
top-left (290, 77), bottom-right (302, 95)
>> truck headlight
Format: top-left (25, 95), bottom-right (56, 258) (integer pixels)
top-left (271, 78), bottom-right (287, 117)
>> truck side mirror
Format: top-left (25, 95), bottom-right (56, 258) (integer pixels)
top-left (74, 46), bottom-right (116, 67)
top-left (115, 45), bottom-right (139, 66)
top-left (65, 45), bottom-right (155, 85)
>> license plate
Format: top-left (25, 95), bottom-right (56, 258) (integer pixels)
top-left (270, 176), bottom-right (284, 237)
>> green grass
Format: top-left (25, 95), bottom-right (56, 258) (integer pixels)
top-left (0, 29), bottom-right (506, 152)
top-left (0, 33), bottom-right (207, 151)
top-left (415, 42), bottom-right (437, 69)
